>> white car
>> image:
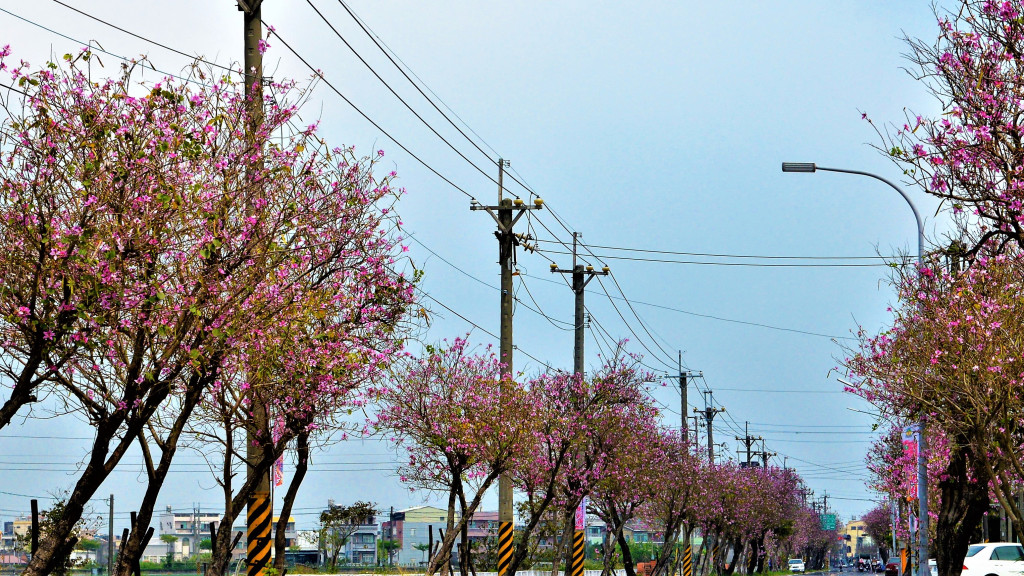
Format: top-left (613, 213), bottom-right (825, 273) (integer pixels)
top-left (789, 558), bottom-right (806, 573)
top-left (963, 542), bottom-right (1024, 576)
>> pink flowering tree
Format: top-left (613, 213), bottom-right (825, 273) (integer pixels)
top-left (0, 49), bottom-right (414, 576)
top-left (374, 337), bottom-right (539, 576)
top-left (507, 351), bottom-right (662, 576)
top-left (862, 502), bottom-right (894, 562)
top-left (185, 142), bottom-right (415, 576)
top-left (844, 253), bottom-right (1024, 576)
top-left (637, 431), bottom-right (703, 576)
top-left (0, 46), bottom-right (135, 431)
top-left (868, 1), bottom-right (1024, 257)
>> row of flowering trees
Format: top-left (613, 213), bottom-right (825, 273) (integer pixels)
top-left (375, 339), bottom-right (837, 576)
top-left (0, 48), bottom-right (416, 576)
top-left (842, 2), bottom-right (1024, 576)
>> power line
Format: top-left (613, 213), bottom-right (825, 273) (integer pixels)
top-left (532, 239), bottom-right (902, 261)
top-left (47, 0), bottom-right (234, 72)
top-left (268, 26), bottom-right (479, 202)
top-left (332, 0), bottom-right (504, 168)
top-left (520, 271), bottom-right (855, 341)
top-left (537, 248), bottom-right (892, 268)
top-left (301, 0), bottom-right (507, 192)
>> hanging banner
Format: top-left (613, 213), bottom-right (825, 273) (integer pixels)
top-left (575, 496), bottom-right (588, 530)
top-left (273, 456), bottom-right (285, 487)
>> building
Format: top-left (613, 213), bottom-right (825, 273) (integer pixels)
top-left (383, 506), bottom-right (451, 567)
top-left (841, 519), bottom-right (875, 560)
top-left (155, 506), bottom-right (296, 561)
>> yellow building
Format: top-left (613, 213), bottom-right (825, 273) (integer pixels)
top-left (840, 519), bottom-right (875, 560)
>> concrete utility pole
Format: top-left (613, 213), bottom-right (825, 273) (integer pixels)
top-left (239, 2), bottom-right (272, 576)
top-left (108, 495), bottom-right (114, 576)
top-left (470, 159), bottom-right (542, 576)
top-left (736, 422), bottom-right (762, 467)
top-left (694, 390), bottom-right (725, 463)
top-left (758, 440), bottom-right (775, 469)
top-left (551, 232), bottom-right (608, 376)
top-left (673, 356), bottom-right (699, 443)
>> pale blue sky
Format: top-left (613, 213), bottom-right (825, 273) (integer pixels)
top-left (0, 1), bottom-right (953, 531)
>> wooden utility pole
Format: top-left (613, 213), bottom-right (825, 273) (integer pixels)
top-left (470, 159), bottom-right (542, 576)
top-left (239, 2), bottom-right (272, 576)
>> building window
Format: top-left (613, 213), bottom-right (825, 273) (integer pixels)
top-left (410, 528), bottom-right (417, 537)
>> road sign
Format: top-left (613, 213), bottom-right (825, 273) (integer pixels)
top-left (821, 513), bottom-right (837, 530)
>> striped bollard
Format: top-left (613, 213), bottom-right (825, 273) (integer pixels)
top-left (498, 521), bottom-right (514, 576)
top-left (247, 492), bottom-right (272, 576)
top-left (683, 544), bottom-right (693, 576)
top-left (572, 530), bottom-right (585, 576)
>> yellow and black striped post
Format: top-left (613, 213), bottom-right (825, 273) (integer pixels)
top-left (571, 530), bottom-right (585, 576)
top-left (713, 544), bottom-right (721, 573)
top-left (497, 521), bottom-right (514, 576)
top-left (683, 545), bottom-right (693, 576)
top-left (247, 492), bottom-right (272, 576)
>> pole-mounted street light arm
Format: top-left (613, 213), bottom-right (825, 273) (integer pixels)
top-left (781, 162), bottom-right (924, 267)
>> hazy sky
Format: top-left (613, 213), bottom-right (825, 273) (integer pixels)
top-left (0, 1), bottom-right (954, 532)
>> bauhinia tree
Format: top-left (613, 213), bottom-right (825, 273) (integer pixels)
top-left (845, 254), bottom-right (1024, 576)
top-left (506, 351), bottom-right (661, 576)
top-left (0, 47), bottom-right (414, 576)
top-left (375, 337), bottom-right (540, 576)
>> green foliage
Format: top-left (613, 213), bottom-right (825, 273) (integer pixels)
top-left (320, 500), bottom-right (378, 571)
top-left (14, 498), bottom-right (84, 576)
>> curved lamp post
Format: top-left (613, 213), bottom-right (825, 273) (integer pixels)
top-left (781, 162), bottom-right (928, 576)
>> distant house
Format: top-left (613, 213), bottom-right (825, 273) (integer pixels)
top-left (155, 506), bottom-right (296, 561)
top-left (383, 506), bottom-right (450, 566)
top-left (0, 552), bottom-right (26, 566)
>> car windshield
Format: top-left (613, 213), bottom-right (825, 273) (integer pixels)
top-left (966, 546), bottom-right (985, 558)
top-left (789, 560), bottom-right (802, 565)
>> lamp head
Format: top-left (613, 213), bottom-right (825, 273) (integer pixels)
top-left (781, 162), bottom-right (817, 173)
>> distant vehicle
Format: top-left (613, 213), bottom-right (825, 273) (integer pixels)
top-left (929, 559), bottom-right (937, 576)
top-left (885, 560), bottom-right (899, 576)
top-left (789, 558), bottom-right (806, 573)
top-left (872, 559), bottom-right (884, 573)
top-left (963, 543), bottom-right (1024, 576)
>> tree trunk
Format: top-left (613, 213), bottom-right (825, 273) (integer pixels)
top-left (205, 438), bottom-right (283, 576)
top-left (556, 507), bottom-right (576, 576)
top-left (651, 519), bottom-right (683, 576)
top-left (935, 443), bottom-right (990, 576)
top-left (0, 351), bottom-right (43, 431)
top-left (745, 538), bottom-right (758, 575)
top-left (723, 538), bottom-right (743, 576)
top-left (274, 432), bottom-right (310, 574)
top-left (426, 473), bottom-right (497, 576)
top-left (22, 379), bottom-right (174, 576)
top-left (617, 526), bottom-right (637, 576)
top-left (115, 378), bottom-right (208, 575)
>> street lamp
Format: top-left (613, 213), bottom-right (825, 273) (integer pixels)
top-left (781, 161), bottom-right (928, 576)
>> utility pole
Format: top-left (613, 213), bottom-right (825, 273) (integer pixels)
top-left (108, 495), bottom-right (114, 576)
top-left (758, 440), bottom-right (775, 469)
top-left (735, 422), bottom-right (762, 467)
top-left (693, 390), bottom-right (724, 463)
top-left (550, 232), bottom-right (608, 376)
top-left (688, 416), bottom-right (701, 449)
top-left (672, 357), bottom-right (699, 443)
top-left (470, 159), bottom-right (542, 576)
top-left (239, 2), bottom-right (272, 576)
